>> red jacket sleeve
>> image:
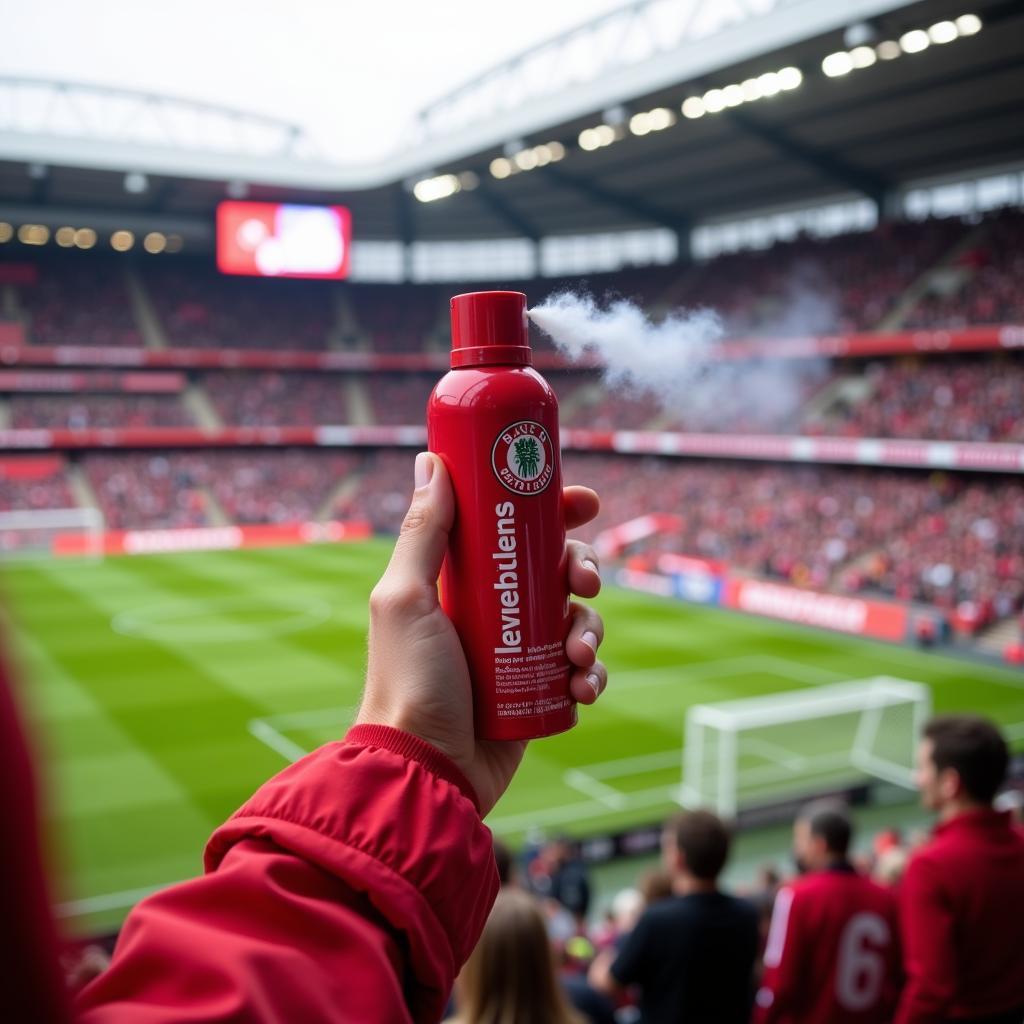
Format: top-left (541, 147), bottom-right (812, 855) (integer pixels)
top-left (754, 885), bottom-right (800, 1024)
top-left (894, 852), bottom-right (956, 1024)
top-left (0, 655), bottom-right (72, 1024)
top-left (75, 724), bottom-right (499, 1024)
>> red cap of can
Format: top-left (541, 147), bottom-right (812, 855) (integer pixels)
top-left (450, 291), bottom-right (531, 368)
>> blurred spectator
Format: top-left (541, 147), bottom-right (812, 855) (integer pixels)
top-left (896, 716), bottom-right (1024, 1024)
top-left (755, 801), bottom-right (901, 1023)
top-left (636, 867), bottom-right (674, 907)
top-left (589, 810), bottom-right (759, 1023)
top-left (451, 889), bottom-right (585, 1024)
top-left (548, 838), bottom-right (592, 923)
top-left (493, 837), bottom-right (515, 887)
top-left (873, 846), bottom-right (909, 889)
top-left (61, 944), bottom-right (111, 995)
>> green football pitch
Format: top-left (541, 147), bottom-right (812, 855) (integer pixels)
top-left (3, 539), bottom-right (1023, 937)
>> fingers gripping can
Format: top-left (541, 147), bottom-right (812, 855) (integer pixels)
top-left (427, 291), bottom-right (576, 741)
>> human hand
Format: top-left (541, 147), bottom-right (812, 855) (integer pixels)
top-left (356, 451), bottom-right (605, 816)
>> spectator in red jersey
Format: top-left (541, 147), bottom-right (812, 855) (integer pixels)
top-left (896, 715), bottom-right (1024, 1024)
top-left (588, 810), bottom-right (759, 1024)
top-left (0, 452), bottom-right (607, 1022)
top-left (755, 801), bottom-right (902, 1024)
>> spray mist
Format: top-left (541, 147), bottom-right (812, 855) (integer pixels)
top-left (427, 291), bottom-right (575, 741)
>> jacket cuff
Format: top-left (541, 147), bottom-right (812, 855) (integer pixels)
top-left (345, 723), bottom-right (480, 813)
top-left (205, 734), bottom-right (499, 1011)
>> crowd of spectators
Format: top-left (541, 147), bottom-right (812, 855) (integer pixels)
top-left (330, 449), bottom-right (414, 532)
top-left (83, 451), bottom-right (365, 529)
top-left (202, 372), bottom-right (350, 427)
top-left (668, 216), bottom-right (967, 337)
top-left (905, 207), bottom-right (1024, 328)
top-left (21, 261), bottom-right (141, 348)
top-left (0, 462), bottom-right (74, 512)
top-left (0, 353), bottom-right (1020, 441)
top-left (83, 454), bottom-right (211, 531)
top-left (1, 447), bottom-right (1021, 627)
top-left (143, 267), bottom-right (334, 350)
top-left (448, 714), bottom-right (1023, 1023)
top-left (7, 395), bottom-right (192, 430)
top-left (365, 373), bottom-right (435, 425)
top-left (807, 356), bottom-right (1024, 442)
top-left (563, 454), bottom-right (1024, 624)
top-left (9, 209), bottom-right (1024, 358)
top-left (349, 283), bottom-right (444, 352)
top-left (201, 451), bottom-right (361, 524)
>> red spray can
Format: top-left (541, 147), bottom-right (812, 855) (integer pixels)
top-left (428, 290), bottom-right (576, 741)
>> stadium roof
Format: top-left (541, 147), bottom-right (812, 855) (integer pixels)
top-left (1, 0), bottom-right (1022, 245)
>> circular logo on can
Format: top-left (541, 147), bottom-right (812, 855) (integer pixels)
top-left (492, 420), bottom-right (555, 494)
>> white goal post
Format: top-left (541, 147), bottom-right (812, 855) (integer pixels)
top-left (0, 508), bottom-right (105, 559)
top-left (680, 678), bottom-right (932, 819)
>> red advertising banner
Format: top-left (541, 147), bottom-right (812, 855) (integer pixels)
top-left (0, 424), bottom-right (1021, 477)
top-left (0, 322), bottom-right (25, 346)
top-left (0, 324), bottom-right (1021, 372)
top-left (0, 454), bottom-right (66, 480)
top-left (51, 519), bottom-right (371, 557)
top-left (0, 370), bottom-right (185, 393)
top-left (723, 576), bottom-right (908, 641)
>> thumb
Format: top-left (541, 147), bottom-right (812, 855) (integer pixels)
top-left (385, 451), bottom-right (455, 591)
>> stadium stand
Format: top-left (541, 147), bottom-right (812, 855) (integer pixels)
top-left (2, 214), bottom-right (1023, 631)
top-left (6, 211), bottom-right (1019, 354)
top-left (806, 356), bottom-right (1024, 442)
top-left (20, 260), bottom-right (141, 348)
top-left (905, 207), bottom-right (1024, 327)
top-left (365, 373), bottom-right (435, 425)
top-left (82, 450), bottom-right (365, 529)
top-left (202, 371), bottom-right (350, 427)
top-left (666, 216), bottom-right (968, 336)
top-left (563, 455), bottom-right (1024, 627)
top-left (0, 456), bottom-right (75, 511)
top-left (142, 265), bottom-right (334, 349)
top-left (8, 395), bottom-right (192, 429)
top-left (83, 453), bottom-right (211, 530)
top-left (349, 283), bottom-right (445, 352)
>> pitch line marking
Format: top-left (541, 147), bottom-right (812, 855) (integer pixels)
top-left (247, 719), bottom-right (309, 763)
top-left (110, 595), bottom-right (334, 644)
top-left (563, 769), bottom-right (628, 809)
top-left (56, 881), bottom-right (186, 918)
top-left (247, 706), bottom-right (355, 762)
top-left (573, 749), bottom-right (680, 779)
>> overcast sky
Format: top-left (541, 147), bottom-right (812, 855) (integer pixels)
top-left (2, 0), bottom-right (626, 163)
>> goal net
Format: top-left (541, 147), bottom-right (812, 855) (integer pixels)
top-left (680, 678), bottom-right (932, 819)
top-left (0, 508), bottom-right (105, 559)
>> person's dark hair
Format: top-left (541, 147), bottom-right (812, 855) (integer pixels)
top-left (800, 800), bottom-right (853, 857)
top-left (668, 810), bottom-right (730, 881)
top-left (493, 838), bottom-right (513, 886)
top-left (924, 715), bottom-right (1009, 804)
